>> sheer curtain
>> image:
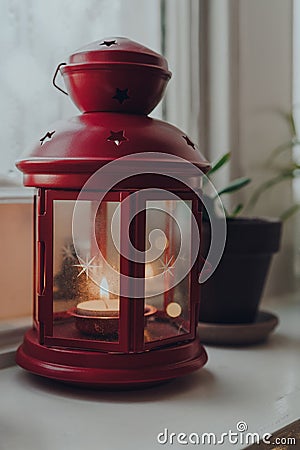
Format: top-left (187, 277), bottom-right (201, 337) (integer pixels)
top-left (0, 0), bottom-right (202, 182)
top-left (293, 0), bottom-right (300, 284)
top-left (202, 0), bottom-right (295, 295)
top-left (163, 0), bottom-right (201, 143)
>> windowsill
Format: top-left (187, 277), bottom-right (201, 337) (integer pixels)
top-left (0, 187), bottom-right (34, 203)
top-left (0, 317), bottom-right (31, 368)
top-left (0, 294), bottom-right (299, 450)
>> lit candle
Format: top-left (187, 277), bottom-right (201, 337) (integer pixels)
top-left (73, 276), bottom-right (157, 338)
top-left (76, 277), bottom-right (119, 317)
top-left (76, 299), bottom-right (119, 317)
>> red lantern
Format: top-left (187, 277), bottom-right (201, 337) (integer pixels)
top-left (16, 38), bottom-right (210, 388)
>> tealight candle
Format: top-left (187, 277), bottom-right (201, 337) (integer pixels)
top-left (76, 299), bottom-right (119, 317)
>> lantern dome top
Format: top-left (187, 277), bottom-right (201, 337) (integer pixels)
top-left (17, 113), bottom-right (210, 189)
top-left (57, 37), bottom-right (171, 114)
top-left (17, 37), bottom-right (210, 188)
top-left (68, 37), bottom-right (170, 71)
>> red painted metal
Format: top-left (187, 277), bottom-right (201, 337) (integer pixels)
top-left (17, 328), bottom-right (207, 388)
top-left (16, 113), bottom-right (210, 189)
top-left (16, 38), bottom-right (209, 388)
top-left (53, 37), bottom-right (171, 114)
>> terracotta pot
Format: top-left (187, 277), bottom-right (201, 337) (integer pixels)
top-left (200, 218), bottom-right (282, 324)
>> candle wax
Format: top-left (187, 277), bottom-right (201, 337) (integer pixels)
top-left (77, 300), bottom-right (119, 317)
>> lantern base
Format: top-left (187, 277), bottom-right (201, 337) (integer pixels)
top-left (16, 329), bottom-right (207, 389)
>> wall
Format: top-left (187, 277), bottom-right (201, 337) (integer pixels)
top-left (0, 203), bottom-right (33, 319)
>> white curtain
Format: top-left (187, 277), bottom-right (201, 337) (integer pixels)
top-left (0, 0), bottom-right (161, 182)
top-left (163, 0), bottom-right (201, 143)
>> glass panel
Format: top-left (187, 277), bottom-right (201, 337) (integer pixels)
top-left (53, 200), bottom-right (120, 343)
top-left (144, 200), bottom-right (192, 344)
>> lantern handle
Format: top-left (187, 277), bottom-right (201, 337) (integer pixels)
top-left (52, 63), bottom-right (68, 95)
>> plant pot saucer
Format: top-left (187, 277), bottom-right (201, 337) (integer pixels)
top-left (198, 310), bottom-right (279, 347)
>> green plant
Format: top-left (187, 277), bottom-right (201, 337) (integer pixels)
top-left (248, 111), bottom-right (300, 220)
top-left (205, 152), bottom-right (251, 218)
top-left (206, 110), bottom-right (300, 220)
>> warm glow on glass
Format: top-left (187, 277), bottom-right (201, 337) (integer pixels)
top-left (145, 263), bottom-right (154, 278)
top-left (100, 277), bottom-right (109, 299)
top-left (155, 235), bottom-right (169, 251)
top-left (166, 302), bottom-right (182, 318)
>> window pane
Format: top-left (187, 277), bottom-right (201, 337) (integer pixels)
top-left (53, 200), bottom-right (120, 343)
top-left (144, 200), bottom-right (192, 344)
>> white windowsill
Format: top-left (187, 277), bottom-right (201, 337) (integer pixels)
top-left (0, 295), bottom-right (299, 450)
top-left (0, 187), bottom-right (34, 203)
top-left (0, 317), bottom-right (31, 368)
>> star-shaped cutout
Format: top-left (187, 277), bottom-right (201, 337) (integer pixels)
top-left (159, 256), bottom-right (175, 277)
top-left (40, 131), bottom-right (55, 146)
top-left (112, 88), bottom-right (129, 104)
top-left (100, 40), bottom-right (117, 47)
top-left (73, 255), bottom-right (99, 280)
top-left (182, 135), bottom-right (196, 150)
top-left (107, 130), bottom-right (128, 146)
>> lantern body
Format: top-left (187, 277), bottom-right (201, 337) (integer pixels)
top-left (16, 39), bottom-right (209, 387)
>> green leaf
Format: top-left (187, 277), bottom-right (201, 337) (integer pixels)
top-left (267, 110), bottom-right (299, 162)
top-left (277, 110), bottom-right (297, 137)
top-left (280, 204), bottom-right (300, 221)
top-left (207, 152), bottom-right (230, 177)
top-left (229, 203), bottom-right (244, 218)
top-left (216, 177), bottom-right (251, 197)
top-left (286, 112), bottom-right (297, 137)
top-left (269, 139), bottom-right (300, 159)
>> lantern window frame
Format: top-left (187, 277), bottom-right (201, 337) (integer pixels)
top-left (34, 187), bottom-right (201, 354)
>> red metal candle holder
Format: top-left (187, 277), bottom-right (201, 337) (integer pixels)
top-left (16, 38), bottom-right (210, 388)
